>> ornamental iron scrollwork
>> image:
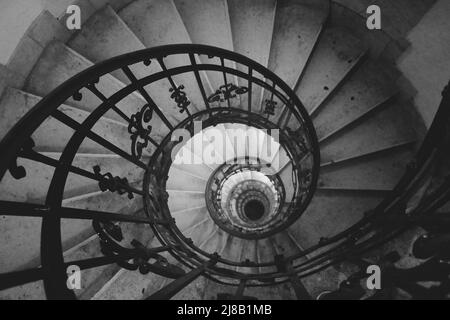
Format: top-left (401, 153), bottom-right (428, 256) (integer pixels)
top-left (8, 138), bottom-right (35, 180)
top-left (264, 99), bottom-right (277, 116)
top-left (92, 220), bottom-right (185, 278)
top-left (207, 83), bottom-right (248, 103)
top-left (286, 127), bottom-right (309, 156)
top-left (93, 165), bottom-right (134, 199)
top-left (128, 104), bottom-right (153, 159)
top-left (169, 85), bottom-right (190, 113)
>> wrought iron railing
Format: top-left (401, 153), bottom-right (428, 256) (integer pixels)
top-left (0, 44), bottom-right (320, 299)
top-left (0, 37), bottom-right (448, 299)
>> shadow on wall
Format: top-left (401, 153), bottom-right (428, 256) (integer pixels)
top-left (397, 0), bottom-right (450, 128)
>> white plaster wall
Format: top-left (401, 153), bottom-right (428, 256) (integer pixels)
top-left (397, 0), bottom-right (450, 128)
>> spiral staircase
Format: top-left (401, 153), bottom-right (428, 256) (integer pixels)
top-left (0, 0), bottom-right (449, 300)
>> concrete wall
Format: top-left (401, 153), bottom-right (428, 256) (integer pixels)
top-left (397, 0), bottom-right (450, 128)
top-left (0, 0), bottom-right (44, 64)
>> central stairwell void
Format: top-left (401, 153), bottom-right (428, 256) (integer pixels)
top-left (0, 0), bottom-right (449, 300)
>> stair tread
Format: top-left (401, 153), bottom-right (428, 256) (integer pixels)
top-left (228, 0), bottom-right (275, 68)
top-left (119, 0), bottom-right (191, 46)
top-left (268, 0), bottom-right (328, 89)
top-left (93, 235), bottom-right (184, 300)
top-left (313, 60), bottom-right (398, 141)
top-left (0, 280), bottom-right (45, 300)
top-left (188, 218), bottom-right (216, 247)
top-left (271, 232), bottom-right (302, 258)
top-left (238, 240), bottom-right (259, 274)
top-left (172, 206), bottom-right (208, 231)
top-left (320, 102), bottom-right (417, 164)
top-left (170, 161), bottom-right (213, 182)
top-left (200, 228), bottom-right (228, 256)
top-left (63, 235), bottom-right (122, 300)
top-left (203, 124), bottom-right (237, 163)
top-left (70, 211), bottom-right (152, 300)
top-left (228, 0), bottom-right (277, 111)
top-left (173, 0), bottom-right (234, 91)
top-left (318, 146), bottom-right (414, 191)
top-left (119, 0), bottom-right (208, 113)
top-left (289, 190), bottom-right (383, 248)
top-left (89, 0), bottom-right (135, 11)
top-left (173, 0), bottom-right (232, 50)
top-left (67, 5), bottom-right (186, 126)
top-left (0, 87), bottom-right (152, 157)
top-left (256, 238), bottom-right (277, 274)
top-left (300, 266), bottom-right (345, 299)
top-left (219, 236), bottom-right (243, 266)
top-left (93, 266), bottom-right (167, 300)
top-left (173, 139), bottom-right (218, 172)
top-left (24, 41), bottom-right (146, 125)
top-left (0, 0), bottom-right (433, 301)
top-left (167, 166), bottom-right (207, 192)
top-left (0, 188), bottom-right (143, 273)
top-left (6, 10), bottom-right (71, 81)
top-left (0, 153), bottom-right (143, 205)
top-left (68, 5), bottom-right (146, 75)
top-left (329, 2), bottom-right (393, 59)
top-left (333, 0), bottom-right (430, 40)
top-left (244, 284), bottom-right (295, 300)
top-left (296, 26), bottom-right (367, 113)
top-left (278, 162), bottom-right (294, 200)
top-left (167, 190), bottom-right (205, 213)
top-left (172, 277), bottom-right (208, 300)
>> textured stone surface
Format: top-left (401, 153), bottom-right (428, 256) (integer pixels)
top-left (296, 27), bottom-right (366, 113)
top-left (268, 0), bottom-right (328, 88)
top-left (25, 41), bottom-right (146, 125)
top-left (318, 146), bottom-right (414, 191)
top-left (320, 102), bottom-right (416, 164)
top-left (0, 0), bottom-right (436, 301)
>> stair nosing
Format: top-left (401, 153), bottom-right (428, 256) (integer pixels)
top-left (309, 50), bottom-right (370, 118)
top-left (318, 93), bottom-right (399, 144)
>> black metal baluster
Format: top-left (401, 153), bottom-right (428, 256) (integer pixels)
top-left (188, 53), bottom-right (212, 117)
top-left (0, 268), bottom-right (44, 291)
top-left (263, 81), bottom-right (277, 118)
top-left (220, 58), bottom-right (231, 108)
top-left (146, 256), bottom-right (218, 300)
top-left (0, 200), bottom-right (168, 225)
top-left (78, 80), bottom-right (160, 159)
top-left (156, 58), bottom-right (192, 118)
top-left (52, 109), bottom-right (147, 170)
top-left (235, 278), bottom-right (247, 298)
top-left (121, 66), bottom-right (174, 131)
top-left (18, 147), bottom-right (143, 196)
top-left (275, 255), bottom-right (311, 300)
top-left (247, 67), bottom-right (253, 114)
top-left (82, 79), bottom-right (131, 123)
top-left (0, 45), bottom-right (324, 295)
top-left (0, 252), bottom-right (140, 292)
top-left (93, 165), bottom-right (143, 198)
top-left (289, 272), bottom-right (312, 300)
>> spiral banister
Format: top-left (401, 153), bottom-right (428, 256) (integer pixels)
top-left (0, 41), bottom-right (448, 300)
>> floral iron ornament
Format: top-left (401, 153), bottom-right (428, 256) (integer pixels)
top-left (128, 104), bottom-right (154, 159)
top-left (207, 83), bottom-right (248, 103)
